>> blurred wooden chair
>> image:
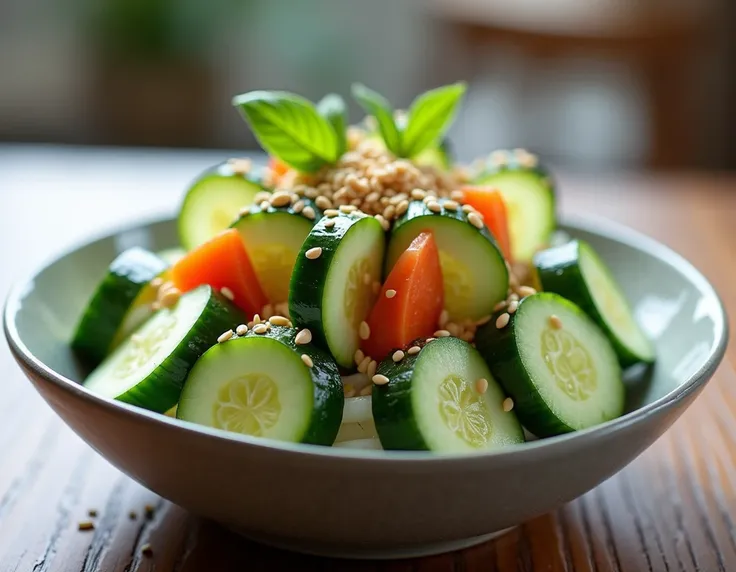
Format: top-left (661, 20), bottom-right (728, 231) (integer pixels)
top-left (430, 0), bottom-right (715, 169)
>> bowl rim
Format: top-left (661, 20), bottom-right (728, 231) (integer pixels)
top-left (3, 213), bottom-right (729, 464)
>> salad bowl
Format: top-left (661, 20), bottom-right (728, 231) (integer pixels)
top-left (4, 214), bottom-right (727, 559)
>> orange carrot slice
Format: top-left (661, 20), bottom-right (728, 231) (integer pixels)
top-left (460, 186), bottom-right (513, 262)
top-left (268, 157), bottom-right (291, 185)
top-left (362, 232), bottom-right (444, 360)
top-left (170, 229), bottom-right (267, 317)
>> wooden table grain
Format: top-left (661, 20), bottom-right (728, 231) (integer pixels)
top-left (1, 145), bottom-right (735, 572)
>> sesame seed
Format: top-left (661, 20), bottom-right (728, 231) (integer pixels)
top-left (475, 378), bottom-right (489, 394)
top-left (269, 191), bottom-right (292, 208)
top-left (78, 521), bottom-right (95, 531)
top-left (340, 204), bottom-right (357, 213)
top-left (493, 300), bottom-right (507, 312)
top-left (357, 355), bottom-right (371, 373)
top-left (363, 272), bottom-right (372, 285)
top-left (392, 350), bottom-right (405, 362)
top-left (260, 200), bottom-right (271, 211)
top-left (385, 289), bottom-right (397, 299)
top-left (462, 204), bottom-right (476, 214)
top-left (305, 247), bottom-right (323, 260)
top-left (496, 313), bottom-right (510, 329)
top-left (503, 397), bottom-right (515, 412)
top-left (383, 204), bottom-right (396, 220)
top-left (292, 200), bottom-right (305, 213)
top-left (141, 543), bottom-right (153, 557)
top-left (87, 509), bottom-right (98, 517)
top-left (443, 200), bottom-right (459, 211)
top-left (359, 321), bottom-right (371, 340)
top-left (269, 315), bottom-right (290, 326)
top-left (295, 328), bottom-right (312, 345)
top-left (425, 337), bottom-right (436, 343)
top-left (217, 329), bottom-right (234, 343)
top-left (467, 212), bottom-right (484, 229)
top-left (518, 286), bottom-right (537, 298)
top-left (427, 201), bottom-right (442, 213)
top-left (508, 300), bottom-right (519, 314)
top-left (490, 150), bottom-right (508, 166)
top-left (253, 323), bottom-right (268, 335)
top-left (254, 191), bottom-right (271, 204)
top-left (228, 157), bottom-right (252, 174)
top-left (366, 359), bottom-right (378, 378)
top-left (549, 315), bottom-right (563, 329)
top-left (220, 287), bottom-right (234, 301)
top-left (315, 195), bottom-right (332, 210)
top-left (509, 293), bottom-right (520, 302)
top-left (434, 329), bottom-right (452, 338)
top-left (159, 289), bottom-right (181, 309)
top-left (450, 190), bottom-right (464, 202)
top-left (301, 354), bottom-right (314, 368)
top-left (396, 200), bottom-right (409, 216)
top-left (374, 214), bottom-right (390, 231)
top-left (236, 324), bottom-right (248, 336)
top-left (239, 206), bottom-right (250, 217)
top-left (150, 277), bottom-right (164, 289)
top-left (324, 219), bottom-right (335, 228)
top-left (407, 345), bottom-right (421, 355)
top-left (372, 374), bottom-right (390, 386)
top-left (354, 348), bottom-right (365, 365)
top-left (325, 208), bottom-right (339, 217)
top-left (303, 206), bottom-right (316, 220)
top-left (422, 195), bottom-right (435, 205)
top-left (253, 314), bottom-right (261, 324)
top-left (360, 385), bottom-right (373, 396)
top-left (411, 188), bottom-right (426, 200)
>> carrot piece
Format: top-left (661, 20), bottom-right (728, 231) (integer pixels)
top-left (460, 186), bottom-right (513, 262)
top-left (268, 156), bottom-right (291, 185)
top-left (170, 229), bottom-right (267, 317)
top-left (362, 232), bottom-right (444, 360)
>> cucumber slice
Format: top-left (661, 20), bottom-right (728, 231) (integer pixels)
top-left (177, 325), bottom-right (344, 446)
top-left (474, 149), bottom-right (555, 262)
top-left (413, 139), bottom-right (452, 170)
top-left (387, 199), bottom-right (507, 321)
top-left (84, 286), bottom-right (243, 413)
top-left (289, 212), bottom-right (385, 368)
top-left (372, 337), bottom-right (524, 452)
top-left (156, 247), bottom-right (186, 266)
top-left (534, 240), bottom-right (655, 366)
top-left (475, 292), bottom-right (624, 437)
top-left (231, 198), bottom-right (320, 304)
top-left (178, 161), bottom-right (266, 250)
top-left (72, 248), bottom-right (168, 366)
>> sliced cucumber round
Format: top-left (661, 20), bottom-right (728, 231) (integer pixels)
top-left (475, 292), bottom-right (624, 437)
top-left (231, 198), bottom-right (321, 304)
top-left (72, 248), bottom-right (168, 366)
top-left (474, 149), bottom-right (555, 262)
top-left (156, 247), bottom-right (186, 266)
top-left (84, 285), bottom-right (243, 413)
top-left (289, 212), bottom-right (385, 369)
top-left (372, 337), bottom-right (524, 452)
top-left (387, 199), bottom-right (507, 321)
top-left (178, 161), bottom-right (266, 251)
top-left (177, 325), bottom-right (344, 446)
top-left (534, 240), bottom-right (655, 366)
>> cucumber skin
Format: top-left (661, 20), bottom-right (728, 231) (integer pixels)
top-left (371, 338), bottom-right (432, 451)
top-left (534, 240), bottom-right (652, 368)
top-left (72, 248), bottom-right (168, 367)
top-left (288, 213), bottom-right (384, 367)
top-left (116, 287), bottom-right (244, 413)
top-left (475, 293), bottom-right (586, 437)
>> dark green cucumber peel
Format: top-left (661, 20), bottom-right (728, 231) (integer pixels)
top-left (288, 212), bottom-right (382, 363)
top-left (533, 240), bottom-right (653, 367)
top-left (371, 337), bottom-right (433, 451)
top-left (72, 248), bottom-right (168, 366)
top-left (113, 287), bottom-right (244, 413)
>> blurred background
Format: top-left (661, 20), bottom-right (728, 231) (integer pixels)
top-left (0, 0), bottom-right (734, 171)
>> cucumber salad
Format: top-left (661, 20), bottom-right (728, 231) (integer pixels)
top-left (72, 83), bottom-right (655, 453)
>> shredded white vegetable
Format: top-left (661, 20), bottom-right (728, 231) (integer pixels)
top-left (342, 395), bottom-right (373, 424)
top-left (334, 420), bottom-right (377, 443)
top-left (333, 438), bottom-right (383, 450)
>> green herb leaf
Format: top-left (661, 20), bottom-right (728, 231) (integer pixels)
top-left (401, 82), bottom-right (466, 158)
top-left (317, 93), bottom-right (348, 158)
top-left (233, 91), bottom-right (339, 172)
top-left (351, 83), bottom-right (402, 156)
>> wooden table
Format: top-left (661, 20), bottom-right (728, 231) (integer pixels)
top-left (1, 145), bottom-right (734, 571)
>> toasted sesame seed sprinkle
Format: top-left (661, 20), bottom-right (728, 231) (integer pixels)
top-left (141, 543), bottom-right (153, 557)
top-left (359, 321), bottom-right (371, 340)
top-left (228, 157), bottom-right (252, 174)
top-left (269, 315), bottom-right (290, 327)
top-left (407, 345), bottom-right (421, 355)
top-left (411, 188), bottom-right (426, 200)
top-left (87, 509), bottom-right (98, 518)
top-left (305, 247), bottom-right (323, 260)
top-left (508, 300), bottom-right (519, 314)
top-left (549, 315), bottom-right (563, 329)
top-left (239, 206), bottom-right (251, 217)
top-left (385, 289), bottom-right (397, 299)
top-left (367, 359), bottom-right (378, 378)
top-left (301, 354), bottom-right (314, 368)
top-left (496, 313), bottom-right (510, 329)
top-left (392, 350), bottom-right (405, 362)
top-left (476, 314), bottom-right (492, 326)
top-left (357, 355), bottom-right (371, 373)
top-left (315, 195), bottom-right (332, 210)
top-left (340, 204), bottom-right (357, 213)
top-left (450, 190), bottom-right (464, 202)
top-left (493, 300), bottom-right (507, 312)
top-left (396, 200), bottom-right (409, 215)
top-left (462, 204), bottom-right (475, 214)
top-left (354, 348), bottom-right (365, 365)
top-left (302, 206), bottom-right (316, 220)
top-left (254, 191), bottom-right (271, 203)
top-left (467, 212), bottom-right (484, 229)
top-left (372, 374), bottom-right (390, 386)
top-left (325, 209), bottom-right (340, 217)
top-left (236, 324), bottom-right (248, 336)
top-left (375, 214), bottom-right (390, 231)
top-left (253, 314), bottom-right (262, 325)
top-left (503, 397), bottom-right (514, 412)
top-left (427, 201), bottom-right (442, 213)
top-left (518, 286), bottom-right (537, 298)
top-left (475, 378), bottom-right (489, 394)
top-left (425, 337), bottom-right (436, 343)
top-left (509, 293), bottom-right (520, 302)
top-left (78, 521), bottom-right (95, 531)
top-left (260, 200), bottom-right (271, 211)
top-left (295, 328), bottom-right (312, 345)
top-left (443, 200), bottom-right (459, 211)
top-left (292, 200), bottom-right (305, 213)
top-left (217, 329), bottom-right (234, 343)
top-left (150, 277), bottom-right (164, 289)
top-left (434, 329), bottom-right (451, 337)
top-left (324, 219), bottom-right (335, 228)
top-left (220, 287), bottom-right (234, 300)
top-left (269, 191), bottom-right (292, 207)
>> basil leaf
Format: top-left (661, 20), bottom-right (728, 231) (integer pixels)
top-left (233, 91), bottom-right (338, 172)
top-left (351, 83), bottom-right (402, 156)
top-left (402, 82), bottom-right (466, 158)
top-left (317, 93), bottom-right (348, 157)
